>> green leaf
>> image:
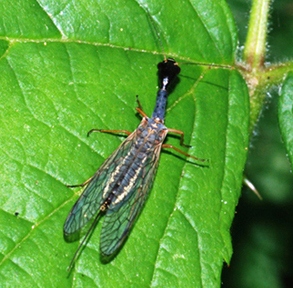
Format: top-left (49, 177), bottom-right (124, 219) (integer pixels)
top-left (279, 71), bottom-right (293, 168)
top-left (0, 0), bottom-right (249, 287)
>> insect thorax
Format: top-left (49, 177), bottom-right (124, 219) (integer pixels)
top-left (135, 117), bottom-right (168, 151)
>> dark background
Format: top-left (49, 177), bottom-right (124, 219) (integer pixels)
top-left (222, 1), bottom-right (293, 287)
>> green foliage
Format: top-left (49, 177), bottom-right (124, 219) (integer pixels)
top-left (279, 72), bottom-right (293, 165)
top-left (1, 0), bottom-right (292, 287)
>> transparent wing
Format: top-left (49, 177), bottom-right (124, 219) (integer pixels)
top-left (63, 132), bottom-right (136, 236)
top-left (100, 145), bottom-right (162, 256)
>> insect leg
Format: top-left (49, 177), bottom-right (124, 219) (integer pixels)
top-left (68, 129), bottom-right (131, 188)
top-left (136, 107), bottom-right (148, 118)
top-left (67, 176), bottom-right (93, 188)
top-left (167, 128), bottom-right (191, 147)
top-left (162, 144), bottom-right (208, 162)
top-left (136, 95), bottom-right (148, 118)
top-left (87, 129), bottom-right (131, 137)
top-left (136, 95), bottom-right (143, 110)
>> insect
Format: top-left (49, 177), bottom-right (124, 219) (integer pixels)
top-left (64, 11), bottom-right (212, 270)
top-left (64, 57), bottom-right (207, 268)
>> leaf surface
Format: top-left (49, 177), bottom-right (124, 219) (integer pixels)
top-left (279, 71), bottom-right (293, 169)
top-left (0, 0), bottom-right (249, 287)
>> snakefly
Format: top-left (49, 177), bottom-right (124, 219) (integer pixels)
top-left (64, 17), bottom-right (209, 271)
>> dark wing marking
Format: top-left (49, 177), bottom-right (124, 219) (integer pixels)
top-left (100, 144), bottom-right (162, 256)
top-left (63, 132), bottom-right (137, 236)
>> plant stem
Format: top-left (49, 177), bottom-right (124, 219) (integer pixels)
top-left (243, 0), bottom-right (271, 71)
top-left (241, 0), bottom-right (273, 132)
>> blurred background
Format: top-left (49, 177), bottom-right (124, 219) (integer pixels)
top-left (222, 0), bottom-right (293, 287)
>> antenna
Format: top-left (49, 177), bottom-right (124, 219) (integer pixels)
top-left (144, 7), bottom-right (167, 61)
top-left (179, 61), bottom-right (234, 70)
